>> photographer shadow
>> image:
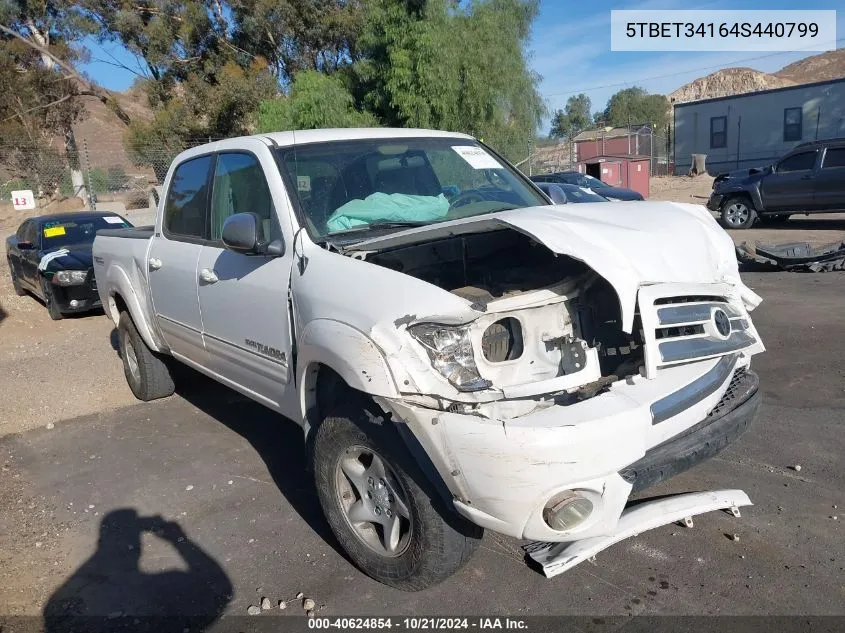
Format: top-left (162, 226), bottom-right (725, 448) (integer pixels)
top-left (43, 509), bottom-right (232, 631)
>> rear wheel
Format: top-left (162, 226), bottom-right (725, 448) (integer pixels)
top-left (313, 401), bottom-right (482, 590)
top-left (118, 311), bottom-right (175, 401)
top-left (8, 261), bottom-right (26, 296)
top-left (40, 279), bottom-right (63, 320)
top-left (720, 197), bottom-right (757, 229)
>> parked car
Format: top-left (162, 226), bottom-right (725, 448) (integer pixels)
top-left (5, 211), bottom-right (132, 320)
top-left (535, 181), bottom-right (610, 204)
top-left (93, 129), bottom-right (764, 590)
top-left (708, 137), bottom-right (845, 229)
top-left (531, 171), bottom-right (644, 201)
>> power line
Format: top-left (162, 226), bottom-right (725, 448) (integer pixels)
top-left (543, 37), bottom-right (845, 98)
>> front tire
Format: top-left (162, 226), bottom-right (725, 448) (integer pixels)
top-left (720, 196), bottom-right (757, 229)
top-left (40, 279), bottom-right (63, 320)
top-left (313, 402), bottom-right (482, 590)
top-left (117, 311), bottom-right (175, 401)
top-left (9, 261), bottom-right (26, 296)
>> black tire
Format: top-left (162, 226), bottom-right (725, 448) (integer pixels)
top-left (40, 278), bottom-right (63, 320)
top-left (313, 401), bottom-right (482, 591)
top-left (8, 261), bottom-right (26, 296)
top-left (760, 214), bottom-right (791, 224)
top-left (720, 196), bottom-right (757, 229)
top-left (117, 311), bottom-right (175, 401)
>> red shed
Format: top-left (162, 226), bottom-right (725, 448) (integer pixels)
top-left (575, 154), bottom-right (650, 199)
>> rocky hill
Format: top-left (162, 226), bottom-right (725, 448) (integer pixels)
top-left (774, 48), bottom-right (845, 84)
top-left (669, 67), bottom-right (795, 105)
top-left (669, 49), bottom-right (845, 105)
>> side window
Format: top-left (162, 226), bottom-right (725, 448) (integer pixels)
top-left (822, 148), bottom-right (845, 169)
top-left (22, 221), bottom-right (39, 245)
top-left (783, 108), bottom-right (802, 142)
top-left (164, 155), bottom-right (213, 241)
top-left (710, 116), bottom-right (727, 149)
top-left (778, 151), bottom-right (816, 173)
top-left (16, 220), bottom-right (30, 240)
top-left (210, 153), bottom-right (275, 241)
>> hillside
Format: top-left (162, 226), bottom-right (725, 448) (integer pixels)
top-left (669, 67), bottom-right (795, 104)
top-left (774, 48), bottom-right (845, 84)
top-left (669, 48), bottom-right (845, 105)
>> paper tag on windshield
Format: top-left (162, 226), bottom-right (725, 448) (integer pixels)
top-left (451, 146), bottom-right (502, 170)
top-left (297, 175), bottom-right (311, 192)
top-left (103, 216), bottom-right (125, 224)
top-left (44, 226), bottom-right (66, 237)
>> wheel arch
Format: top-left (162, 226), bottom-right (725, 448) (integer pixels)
top-left (105, 265), bottom-right (164, 353)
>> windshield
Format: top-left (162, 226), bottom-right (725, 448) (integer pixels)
top-left (560, 184), bottom-right (608, 203)
top-left (580, 174), bottom-right (610, 189)
top-left (41, 215), bottom-right (130, 248)
top-left (276, 138), bottom-right (547, 240)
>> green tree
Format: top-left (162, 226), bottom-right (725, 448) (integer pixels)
top-left (352, 0), bottom-right (545, 161)
top-left (549, 93), bottom-right (591, 138)
top-left (602, 86), bottom-right (668, 130)
top-left (257, 70), bottom-right (376, 131)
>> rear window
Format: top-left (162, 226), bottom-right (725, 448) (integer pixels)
top-left (822, 148), bottom-right (845, 169)
top-left (164, 155), bottom-right (213, 240)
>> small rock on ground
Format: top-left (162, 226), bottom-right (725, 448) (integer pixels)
top-left (261, 597), bottom-right (272, 610)
top-left (247, 605), bottom-right (261, 616)
top-left (303, 598), bottom-right (315, 611)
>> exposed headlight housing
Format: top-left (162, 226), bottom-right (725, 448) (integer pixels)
top-left (52, 270), bottom-right (88, 285)
top-left (409, 323), bottom-right (491, 392)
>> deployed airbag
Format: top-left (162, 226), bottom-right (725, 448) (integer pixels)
top-left (326, 193), bottom-right (450, 232)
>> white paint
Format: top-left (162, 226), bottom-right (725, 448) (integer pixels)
top-left (38, 249), bottom-right (69, 271)
top-left (451, 145), bottom-right (502, 169)
top-left (11, 190), bottom-right (35, 210)
top-left (103, 216), bottom-right (125, 224)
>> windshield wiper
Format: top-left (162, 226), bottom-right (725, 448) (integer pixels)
top-left (325, 220), bottom-right (432, 238)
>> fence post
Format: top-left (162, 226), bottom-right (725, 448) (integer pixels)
top-left (83, 138), bottom-right (95, 211)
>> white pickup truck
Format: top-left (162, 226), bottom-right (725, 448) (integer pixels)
top-left (93, 128), bottom-right (765, 590)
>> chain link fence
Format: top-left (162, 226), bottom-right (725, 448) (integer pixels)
top-left (1, 136), bottom-right (215, 215)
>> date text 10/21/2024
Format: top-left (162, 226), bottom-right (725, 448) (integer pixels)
top-left (307, 618), bottom-right (528, 630)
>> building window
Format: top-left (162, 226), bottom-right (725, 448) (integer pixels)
top-left (710, 116), bottom-right (727, 149)
top-left (784, 108), bottom-right (802, 142)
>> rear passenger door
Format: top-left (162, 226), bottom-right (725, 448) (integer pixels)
top-left (195, 149), bottom-right (294, 410)
top-left (762, 150), bottom-right (818, 210)
top-left (813, 147), bottom-right (845, 211)
top-left (148, 154), bottom-right (213, 365)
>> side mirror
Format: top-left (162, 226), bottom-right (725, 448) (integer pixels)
top-left (547, 185), bottom-right (568, 205)
top-left (221, 212), bottom-right (284, 256)
top-left (17, 240), bottom-right (34, 250)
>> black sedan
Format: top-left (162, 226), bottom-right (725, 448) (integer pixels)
top-left (531, 171), bottom-right (644, 201)
top-left (5, 211), bottom-right (132, 320)
top-left (535, 182), bottom-right (610, 204)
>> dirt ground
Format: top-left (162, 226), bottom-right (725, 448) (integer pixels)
top-left (1, 175), bottom-right (845, 438)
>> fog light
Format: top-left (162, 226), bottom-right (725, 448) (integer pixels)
top-left (69, 300), bottom-right (80, 308)
top-left (543, 491), bottom-right (593, 531)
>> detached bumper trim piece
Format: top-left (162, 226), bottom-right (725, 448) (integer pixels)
top-left (525, 489), bottom-right (752, 578)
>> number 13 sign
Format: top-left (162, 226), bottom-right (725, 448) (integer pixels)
top-left (11, 190), bottom-right (35, 211)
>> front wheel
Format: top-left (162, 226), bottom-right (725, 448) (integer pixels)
top-left (313, 403), bottom-right (482, 590)
top-left (40, 278), bottom-right (63, 320)
top-left (8, 261), bottom-right (26, 296)
top-left (720, 197), bottom-right (757, 229)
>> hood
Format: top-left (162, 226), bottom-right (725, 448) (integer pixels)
top-left (714, 166), bottom-right (769, 187)
top-left (344, 202), bottom-right (752, 332)
top-left (38, 242), bottom-right (94, 272)
top-left (597, 186), bottom-right (643, 201)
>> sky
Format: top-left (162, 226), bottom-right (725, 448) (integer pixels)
top-left (78, 0), bottom-right (844, 131)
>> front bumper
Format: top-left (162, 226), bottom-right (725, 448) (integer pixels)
top-left (706, 192), bottom-right (724, 211)
top-left (50, 278), bottom-right (102, 313)
top-left (385, 356), bottom-right (760, 543)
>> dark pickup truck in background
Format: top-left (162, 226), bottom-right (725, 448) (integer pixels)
top-left (709, 138), bottom-right (845, 229)
top-left (5, 212), bottom-right (132, 320)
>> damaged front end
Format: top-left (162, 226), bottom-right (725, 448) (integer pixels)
top-left (321, 204), bottom-right (765, 575)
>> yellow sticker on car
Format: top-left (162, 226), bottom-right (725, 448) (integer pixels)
top-left (44, 226), bottom-right (66, 237)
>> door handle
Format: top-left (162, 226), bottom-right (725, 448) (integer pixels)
top-left (199, 268), bottom-right (219, 284)
top-left (149, 257), bottom-right (162, 270)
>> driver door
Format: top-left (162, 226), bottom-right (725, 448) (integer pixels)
top-left (196, 149), bottom-right (294, 410)
top-left (763, 150), bottom-right (818, 210)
